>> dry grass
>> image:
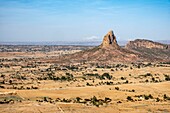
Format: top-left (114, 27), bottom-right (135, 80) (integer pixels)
top-left (0, 46), bottom-right (170, 113)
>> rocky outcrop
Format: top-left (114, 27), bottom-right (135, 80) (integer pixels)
top-left (126, 39), bottom-right (169, 49)
top-left (100, 30), bottom-right (119, 48)
top-left (54, 30), bottom-right (170, 64)
top-left (125, 39), bottom-right (170, 61)
top-left (56, 30), bottom-right (141, 64)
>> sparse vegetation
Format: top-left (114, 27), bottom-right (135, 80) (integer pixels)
top-left (36, 96), bottom-right (112, 107)
top-left (0, 44), bottom-right (170, 113)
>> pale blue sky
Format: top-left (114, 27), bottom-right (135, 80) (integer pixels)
top-left (0, 0), bottom-right (170, 42)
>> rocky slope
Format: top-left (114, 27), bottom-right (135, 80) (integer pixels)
top-left (125, 39), bottom-right (170, 61)
top-left (55, 30), bottom-right (170, 64)
top-left (126, 39), bottom-right (169, 49)
top-left (57, 30), bottom-right (142, 64)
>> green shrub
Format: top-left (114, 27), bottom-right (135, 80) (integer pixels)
top-left (127, 96), bottom-right (133, 101)
top-left (115, 87), bottom-right (119, 90)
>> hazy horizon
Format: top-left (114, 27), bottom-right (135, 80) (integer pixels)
top-left (0, 40), bottom-right (170, 46)
top-left (0, 0), bottom-right (170, 42)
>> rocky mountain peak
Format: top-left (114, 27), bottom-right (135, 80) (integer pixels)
top-left (100, 30), bottom-right (119, 48)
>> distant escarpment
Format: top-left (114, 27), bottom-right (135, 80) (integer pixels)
top-left (125, 39), bottom-right (170, 61)
top-left (126, 39), bottom-right (169, 49)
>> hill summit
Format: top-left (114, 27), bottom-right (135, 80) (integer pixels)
top-left (100, 30), bottom-right (119, 48)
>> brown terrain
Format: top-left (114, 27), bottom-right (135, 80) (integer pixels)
top-left (58, 30), bottom-right (170, 64)
top-left (126, 39), bottom-right (170, 61)
top-left (59, 31), bottom-right (141, 64)
top-left (0, 30), bottom-right (170, 113)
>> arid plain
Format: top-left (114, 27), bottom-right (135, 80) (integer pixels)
top-left (0, 43), bottom-right (170, 113)
top-left (1, 0), bottom-right (170, 112)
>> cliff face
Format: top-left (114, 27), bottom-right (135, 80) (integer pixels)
top-left (125, 39), bottom-right (170, 61)
top-left (100, 30), bottom-right (119, 48)
top-left (126, 39), bottom-right (169, 49)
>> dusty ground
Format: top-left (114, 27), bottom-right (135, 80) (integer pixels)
top-left (0, 45), bottom-right (170, 113)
